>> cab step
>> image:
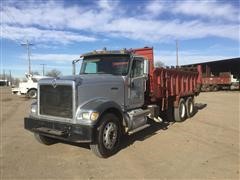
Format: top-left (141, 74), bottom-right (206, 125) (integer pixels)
top-left (128, 124), bottom-right (151, 135)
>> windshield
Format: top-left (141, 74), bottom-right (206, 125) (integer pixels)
top-left (80, 55), bottom-right (130, 76)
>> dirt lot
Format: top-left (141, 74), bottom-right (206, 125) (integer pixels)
top-left (0, 87), bottom-right (239, 179)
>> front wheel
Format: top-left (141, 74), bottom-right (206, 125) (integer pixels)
top-left (34, 133), bottom-right (57, 145)
top-left (90, 113), bottom-right (121, 158)
top-left (28, 89), bottom-right (37, 99)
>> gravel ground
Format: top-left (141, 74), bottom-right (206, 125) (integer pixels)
top-left (0, 87), bottom-right (239, 179)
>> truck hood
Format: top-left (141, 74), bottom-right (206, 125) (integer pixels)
top-left (39, 74), bottom-right (124, 86)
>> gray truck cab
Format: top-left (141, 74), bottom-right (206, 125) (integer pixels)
top-left (25, 49), bottom-right (153, 158)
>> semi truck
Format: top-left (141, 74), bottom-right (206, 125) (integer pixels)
top-left (24, 47), bottom-right (202, 158)
top-left (201, 72), bottom-right (239, 91)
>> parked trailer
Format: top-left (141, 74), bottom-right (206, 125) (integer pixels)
top-left (24, 47), bottom-right (202, 158)
top-left (201, 72), bottom-right (239, 91)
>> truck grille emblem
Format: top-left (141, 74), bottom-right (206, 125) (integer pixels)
top-left (52, 79), bottom-right (57, 88)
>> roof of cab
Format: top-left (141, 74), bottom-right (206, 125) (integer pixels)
top-left (81, 48), bottom-right (131, 57)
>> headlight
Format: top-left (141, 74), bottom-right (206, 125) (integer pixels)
top-left (77, 111), bottom-right (99, 121)
top-left (90, 112), bottom-right (99, 121)
top-left (82, 112), bottom-right (90, 120)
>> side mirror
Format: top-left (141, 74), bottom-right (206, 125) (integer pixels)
top-left (72, 59), bottom-right (82, 75)
top-left (144, 59), bottom-right (149, 75)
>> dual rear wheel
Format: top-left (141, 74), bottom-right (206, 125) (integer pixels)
top-left (174, 97), bottom-right (194, 122)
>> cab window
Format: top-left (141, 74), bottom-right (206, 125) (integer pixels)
top-left (131, 58), bottom-right (144, 77)
top-left (85, 62), bottom-right (97, 73)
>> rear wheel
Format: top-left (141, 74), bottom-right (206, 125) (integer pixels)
top-left (186, 97), bottom-right (194, 118)
top-left (174, 98), bottom-right (186, 122)
top-left (34, 133), bottom-right (56, 145)
top-left (204, 85), bottom-right (211, 92)
top-left (212, 85), bottom-right (219, 91)
top-left (90, 113), bottom-right (121, 158)
top-left (201, 85), bottom-right (206, 92)
top-left (28, 89), bottom-right (37, 99)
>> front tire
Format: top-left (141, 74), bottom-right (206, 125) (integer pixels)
top-left (34, 133), bottom-right (56, 145)
top-left (90, 113), bottom-right (121, 158)
top-left (28, 89), bottom-right (37, 99)
top-left (174, 98), bottom-right (186, 122)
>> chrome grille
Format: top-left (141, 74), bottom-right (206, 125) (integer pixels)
top-left (39, 85), bottom-right (73, 118)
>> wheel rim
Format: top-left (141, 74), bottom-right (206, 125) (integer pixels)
top-left (189, 101), bottom-right (193, 114)
top-left (103, 122), bottom-right (118, 150)
top-left (180, 102), bottom-right (185, 118)
top-left (29, 90), bottom-right (37, 98)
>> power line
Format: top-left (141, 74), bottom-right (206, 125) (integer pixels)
top-left (1, 24), bottom-right (22, 44)
top-left (2, 9), bottom-right (28, 43)
top-left (4, 8), bottom-right (18, 25)
top-left (21, 40), bottom-right (33, 74)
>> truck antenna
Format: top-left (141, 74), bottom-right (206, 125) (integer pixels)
top-left (176, 39), bottom-right (179, 67)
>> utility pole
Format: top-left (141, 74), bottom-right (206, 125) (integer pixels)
top-left (9, 70), bottom-right (12, 86)
top-left (3, 69), bottom-right (5, 80)
top-left (21, 40), bottom-right (33, 74)
top-left (176, 39), bottom-right (179, 67)
top-left (40, 64), bottom-right (46, 76)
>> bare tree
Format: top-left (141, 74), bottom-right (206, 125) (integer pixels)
top-left (12, 77), bottom-right (20, 86)
top-left (0, 74), bottom-right (20, 86)
top-left (155, 61), bottom-right (165, 68)
top-left (46, 69), bottom-right (62, 77)
top-left (32, 71), bottom-right (40, 75)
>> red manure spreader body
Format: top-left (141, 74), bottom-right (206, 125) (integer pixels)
top-left (133, 47), bottom-right (202, 115)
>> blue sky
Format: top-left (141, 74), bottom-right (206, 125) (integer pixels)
top-left (1, 0), bottom-right (239, 78)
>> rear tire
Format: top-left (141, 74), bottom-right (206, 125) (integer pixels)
top-left (213, 85), bottom-right (219, 91)
top-left (28, 89), bottom-right (37, 99)
top-left (205, 85), bottom-right (211, 92)
top-left (174, 98), bottom-right (186, 122)
top-left (186, 97), bottom-right (194, 118)
top-left (34, 133), bottom-right (56, 145)
top-left (90, 113), bottom-right (121, 158)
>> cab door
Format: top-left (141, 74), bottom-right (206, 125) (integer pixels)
top-left (128, 57), bottom-right (147, 109)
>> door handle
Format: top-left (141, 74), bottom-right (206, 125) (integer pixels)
top-left (111, 87), bottom-right (119, 90)
top-left (131, 82), bottom-right (134, 88)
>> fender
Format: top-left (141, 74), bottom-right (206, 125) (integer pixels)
top-left (79, 98), bottom-right (126, 125)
